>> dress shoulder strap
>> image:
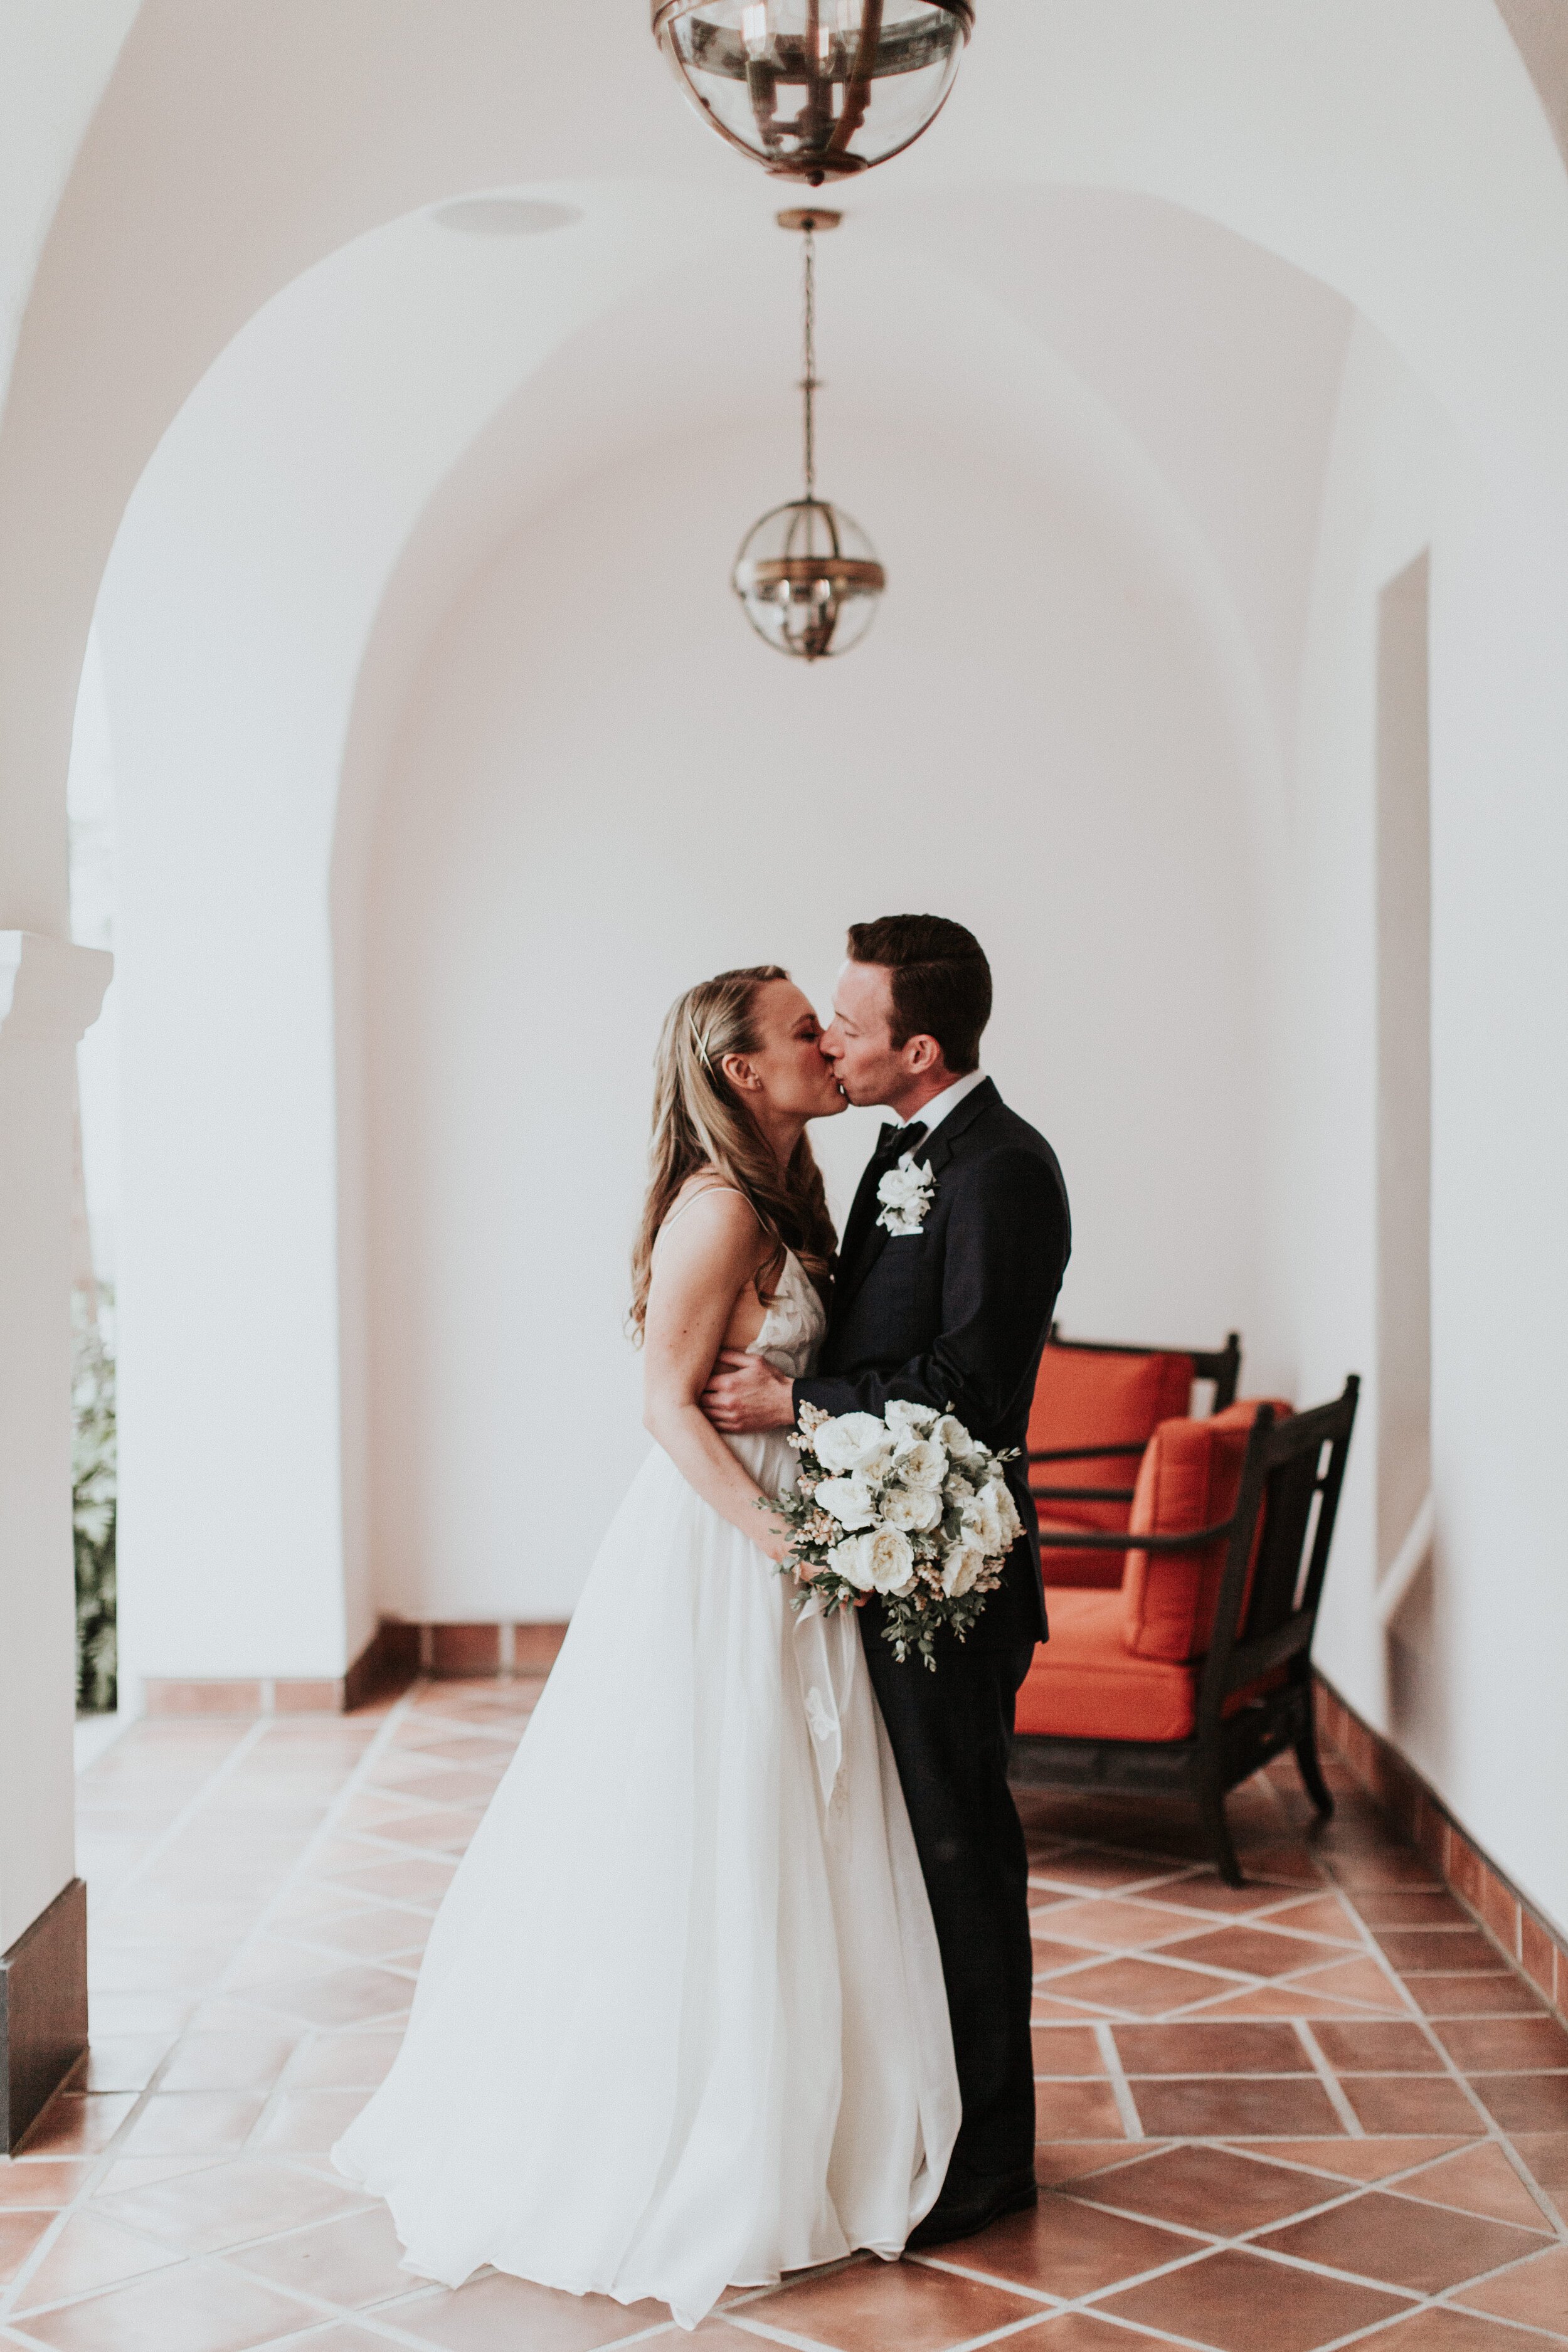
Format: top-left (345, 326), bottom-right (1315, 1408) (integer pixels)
top-left (660, 1183), bottom-right (760, 1236)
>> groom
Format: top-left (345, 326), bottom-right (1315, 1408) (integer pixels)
top-left (703, 914), bottom-right (1071, 2247)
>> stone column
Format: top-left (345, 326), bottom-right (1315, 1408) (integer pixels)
top-left (0, 933), bottom-right (111, 2147)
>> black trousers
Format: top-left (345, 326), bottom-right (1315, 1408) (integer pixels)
top-left (861, 1604), bottom-right (1037, 2186)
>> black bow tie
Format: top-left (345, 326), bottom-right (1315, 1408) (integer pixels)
top-left (874, 1118), bottom-right (928, 1165)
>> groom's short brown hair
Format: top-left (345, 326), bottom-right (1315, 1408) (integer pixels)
top-left (847, 914), bottom-right (992, 1075)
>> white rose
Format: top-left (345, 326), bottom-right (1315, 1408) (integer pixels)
top-left (941, 1536), bottom-right (990, 1597)
top-left (894, 1436), bottom-right (948, 1490)
top-left (816, 1475), bottom-right (878, 1530)
top-left (963, 1483), bottom-right (1007, 1554)
top-left (944, 1472), bottom-right (975, 1505)
top-left (990, 1476), bottom-right (1023, 1547)
top-left (829, 1533), bottom-right (877, 1591)
top-left (884, 1399), bottom-right (938, 1436)
top-left (865, 1527), bottom-right (917, 1596)
top-left (813, 1412), bottom-right (889, 1475)
top-left (882, 1483), bottom-right (943, 1535)
top-left (933, 1413), bottom-right (978, 1460)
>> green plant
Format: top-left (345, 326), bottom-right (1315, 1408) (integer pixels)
top-left (72, 1289), bottom-right (116, 1716)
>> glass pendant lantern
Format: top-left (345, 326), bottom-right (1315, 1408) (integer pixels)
top-left (652, 0), bottom-right (973, 186)
top-left (732, 210), bottom-right (886, 662)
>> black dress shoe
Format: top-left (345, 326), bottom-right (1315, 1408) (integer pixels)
top-left (905, 2167), bottom-right (1038, 2251)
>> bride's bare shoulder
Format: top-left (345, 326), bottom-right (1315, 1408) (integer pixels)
top-left (657, 1172), bottom-right (762, 1251)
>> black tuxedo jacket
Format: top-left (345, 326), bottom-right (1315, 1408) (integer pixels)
top-left (795, 1079), bottom-right (1071, 1650)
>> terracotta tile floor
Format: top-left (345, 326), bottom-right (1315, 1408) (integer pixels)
top-left (3, 1687), bottom-right (1564, 2351)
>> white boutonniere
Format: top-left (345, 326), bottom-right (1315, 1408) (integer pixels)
top-left (876, 1158), bottom-right (936, 1237)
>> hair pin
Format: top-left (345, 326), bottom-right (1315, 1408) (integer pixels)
top-left (688, 1014), bottom-right (715, 1074)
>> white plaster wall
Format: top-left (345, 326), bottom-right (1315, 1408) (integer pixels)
top-left (364, 420), bottom-right (1264, 1622)
top-left (0, 1), bottom-right (136, 1946)
top-left (1286, 320), bottom-right (1568, 1930)
top-left (0, 1), bottom-right (139, 444)
top-left (97, 191), bottom-right (723, 1704)
top-left (68, 633), bottom-right (119, 1284)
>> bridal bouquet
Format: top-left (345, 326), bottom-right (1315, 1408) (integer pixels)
top-left (769, 1399), bottom-right (1022, 1670)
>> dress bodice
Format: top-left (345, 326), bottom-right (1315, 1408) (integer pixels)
top-left (748, 1251), bottom-right (826, 1380)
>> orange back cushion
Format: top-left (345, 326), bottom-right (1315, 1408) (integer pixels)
top-left (1027, 1345), bottom-right (1195, 1531)
top-left (1120, 1399), bottom-right (1292, 1663)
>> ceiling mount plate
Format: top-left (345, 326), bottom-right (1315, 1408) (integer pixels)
top-left (776, 208), bottom-right (843, 233)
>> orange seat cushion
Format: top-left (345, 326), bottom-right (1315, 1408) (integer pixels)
top-left (1015, 1592), bottom-right (1286, 1745)
top-left (1028, 1345), bottom-right (1195, 1591)
top-left (1120, 1398), bottom-right (1292, 1662)
top-left (1016, 1590), bottom-right (1204, 1741)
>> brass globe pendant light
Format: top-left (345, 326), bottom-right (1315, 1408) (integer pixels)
top-left (652, 0), bottom-right (973, 186)
top-left (733, 211), bottom-right (885, 662)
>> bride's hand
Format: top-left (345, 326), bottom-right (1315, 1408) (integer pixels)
top-left (759, 1514), bottom-right (795, 1566)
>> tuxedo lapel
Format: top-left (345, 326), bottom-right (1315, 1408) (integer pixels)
top-left (837, 1155), bottom-right (886, 1285)
top-left (834, 1080), bottom-right (1000, 1318)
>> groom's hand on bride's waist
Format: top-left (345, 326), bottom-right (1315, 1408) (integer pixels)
top-left (701, 1351), bottom-right (797, 1434)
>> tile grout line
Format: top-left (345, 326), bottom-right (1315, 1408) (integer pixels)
top-left (0, 1717), bottom-right (300, 2315)
top-left (939, 2171), bottom-right (1568, 2349)
top-left (1018, 1789), bottom-right (1568, 2322)
top-left (90, 1716), bottom-right (275, 1919)
top-left (229, 1691), bottom-right (484, 2163)
top-left (1330, 1869), bottom-right (1568, 2244)
top-left (1, 1701), bottom-right (426, 2322)
top-left (5, 1691), bottom-right (549, 2343)
top-left (18, 1724), bottom-right (1565, 2349)
top-left (1294, 2020), bottom-right (1366, 2137)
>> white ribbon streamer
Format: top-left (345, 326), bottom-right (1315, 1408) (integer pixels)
top-left (791, 1590), bottom-right (859, 1848)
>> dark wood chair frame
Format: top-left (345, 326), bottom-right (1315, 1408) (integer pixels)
top-left (1029, 1327), bottom-right (1242, 1510)
top-left (1011, 1377), bottom-right (1360, 1885)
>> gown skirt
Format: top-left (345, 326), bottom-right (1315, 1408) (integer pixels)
top-left (332, 1425), bottom-right (960, 2329)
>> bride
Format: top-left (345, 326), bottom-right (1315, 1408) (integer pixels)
top-left (332, 964), bottom-right (959, 2329)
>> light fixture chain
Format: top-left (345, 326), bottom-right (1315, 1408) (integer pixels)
top-left (802, 221), bottom-right (817, 499)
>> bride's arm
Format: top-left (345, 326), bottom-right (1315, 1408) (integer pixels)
top-left (642, 1194), bottom-right (793, 1563)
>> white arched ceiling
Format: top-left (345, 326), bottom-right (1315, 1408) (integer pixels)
top-left (8, 0), bottom-right (1568, 931)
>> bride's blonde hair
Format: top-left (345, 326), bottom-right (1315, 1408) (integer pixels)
top-left (630, 965), bottom-right (837, 1337)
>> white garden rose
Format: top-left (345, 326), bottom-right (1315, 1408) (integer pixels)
top-left (990, 1476), bottom-right (1024, 1547)
top-left (884, 1399), bottom-right (938, 1436)
top-left (941, 1537), bottom-right (990, 1597)
top-left (894, 1436), bottom-right (948, 1490)
top-left (815, 1474), bottom-right (878, 1530)
top-left (963, 1483), bottom-right (1007, 1553)
top-left (829, 1533), bottom-right (877, 1591)
top-left (882, 1482), bottom-right (943, 1535)
top-left (932, 1413), bottom-right (978, 1460)
top-left (865, 1527), bottom-right (917, 1596)
top-left (813, 1412), bottom-right (892, 1475)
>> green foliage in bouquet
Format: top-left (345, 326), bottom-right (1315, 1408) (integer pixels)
top-left (768, 1399), bottom-right (1022, 1672)
top-left (73, 1290), bottom-right (117, 1717)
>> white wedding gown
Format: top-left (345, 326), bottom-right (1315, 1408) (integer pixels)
top-left (332, 1251), bottom-right (959, 2329)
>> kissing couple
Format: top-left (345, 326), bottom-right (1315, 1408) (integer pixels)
top-left (334, 914), bottom-right (1073, 2329)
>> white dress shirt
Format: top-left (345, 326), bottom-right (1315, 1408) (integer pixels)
top-left (896, 1066), bottom-right (987, 1148)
